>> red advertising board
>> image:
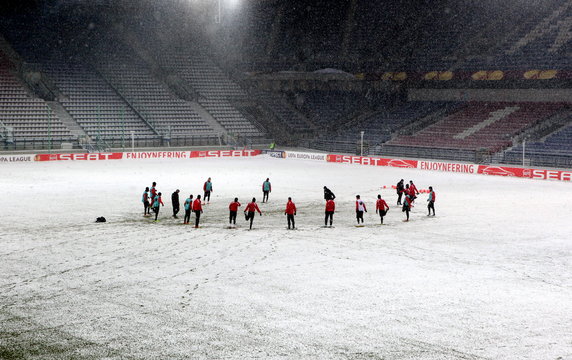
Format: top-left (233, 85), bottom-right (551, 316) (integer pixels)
top-left (327, 153), bottom-right (570, 182)
top-left (189, 149), bottom-right (261, 158)
top-left (326, 154), bottom-right (418, 168)
top-left (528, 169), bottom-right (572, 181)
top-left (35, 153), bottom-right (124, 161)
top-left (477, 165), bottom-right (531, 178)
top-left (477, 165), bottom-right (572, 181)
top-left (418, 160), bottom-right (478, 174)
top-left (124, 151), bottom-right (190, 159)
top-left (34, 149), bottom-right (262, 162)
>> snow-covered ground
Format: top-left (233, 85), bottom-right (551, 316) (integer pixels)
top-left (1, 155), bottom-right (571, 359)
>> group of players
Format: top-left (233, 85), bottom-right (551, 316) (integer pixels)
top-left (141, 177), bottom-right (436, 229)
top-left (395, 179), bottom-right (436, 221)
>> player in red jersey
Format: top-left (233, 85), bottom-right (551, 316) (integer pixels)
top-left (409, 180), bottom-right (419, 200)
top-left (192, 195), bottom-right (203, 228)
top-left (284, 197), bottom-right (297, 229)
top-left (376, 194), bottom-right (389, 224)
top-left (150, 182), bottom-right (158, 200)
top-left (228, 198), bottom-right (241, 226)
top-left (325, 199), bottom-right (335, 227)
top-left (244, 198), bottom-right (262, 229)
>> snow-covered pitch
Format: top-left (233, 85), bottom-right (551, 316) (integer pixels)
top-left (2, 155), bottom-right (571, 359)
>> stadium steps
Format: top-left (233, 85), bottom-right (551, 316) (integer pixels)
top-left (135, 37), bottom-right (264, 139)
top-left (536, 110), bottom-right (572, 142)
top-left (92, 68), bottom-right (162, 138)
top-left (229, 101), bottom-right (269, 135)
top-left (333, 110), bottom-right (377, 136)
top-left (248, 88), bottom-right (316, 135)
top-left (187, 102), bottom-right (227, 137)
top-left (46, 101), bottom-right (88, 140)
top-left (515, 109), bottom-right (572, 143)
top-left (505, 0), bottom-right (572, 55)
top-left (397, 104), bottom-right (458, 136)
top-left (453, 106), bottom-right (520, 139)
top-left (234, 100), bottom-right (295, 145)
top-left (0, 33), bottom-right (23, 68)
top-left (124, 32), bottom-right (201, 102)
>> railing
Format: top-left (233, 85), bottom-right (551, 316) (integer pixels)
top-left (310, 139), bottom-right (367, 155)
top-left (0, 132), bottom-right (284, 152)
top-left (0, 121), bottom-right (12, 143)
top-left (379, 144), bottom-right (479, 163)
top-left (93, 136), bottom-right (223, 150)
top-left (1, 138), bottom-right (79, 151)
top-left (497, 150), bottom-right (572, 168)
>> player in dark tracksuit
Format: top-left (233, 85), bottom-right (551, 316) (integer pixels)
top-left (229, 198), bottom-right (241, 225)
top-left (171, 189), bottom-right (180, 218)
top-left (427, 186), bottom-right (436, 216)
top-left (396, 179), bottom-right (404, 205)
top-left (244, 198), bottom-right (262, 229)
top-left (284, 197), bottom-right (297, 229)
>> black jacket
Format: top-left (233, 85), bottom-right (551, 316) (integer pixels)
top-left (171, 192), bottom-right (180, 206)
top-left (324, 187), bottom-right (335, 200)
top-left (396, 181), bottom-right (404, 194)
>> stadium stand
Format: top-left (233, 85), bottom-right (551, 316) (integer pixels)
top-left (199, 98), bottom-right (262, 137)
top-left (0, 51), bottom-right (73, 147)
top-left (247, 88), bottom-right (315, 133)
top-left (310, 101), bottom-right (458, 153)
top-left (460, 0), bottom-right (572, 70)
top-left (158, 45), bottom-right (247, 99)
top-left (294, 90), bottom-right (367, 127)
top-left (154, 43), bottom-right (265, 137)
top-left (501, 1), bottom-right (572, 69)
top-left (358, 102), bottom-right (457, 142)
top-left (388, 102), bottom-right (566, 152)
top-left (228, 0), bottom-right (570, 73)
top-left (501, 110), bottom-right (572, 167)
top-left (93, 40), bottom-right (216, 138)
top-left (43, 61), bottom-right (157, 141)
